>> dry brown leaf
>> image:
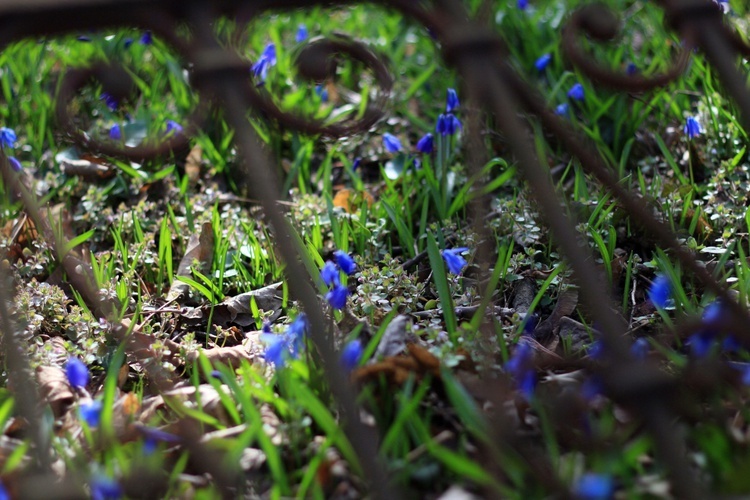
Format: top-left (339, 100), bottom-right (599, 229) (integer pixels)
top-left (185, 144), bottom-right (202, 185)
top-left (187, 344), bottom-right (255, 372)
top-left (167, 221), bottom-right (214, 302)
top-left (59, 158), bottom-right (115, 181)
top-left (36, 365), bottom-right (75, 418)
top-left (333, 188), bottom-right (374, 214)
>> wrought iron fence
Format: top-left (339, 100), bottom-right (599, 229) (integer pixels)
top-left (0, 0), bottom-right (748, 498)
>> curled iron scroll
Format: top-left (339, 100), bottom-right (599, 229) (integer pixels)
top-left (562, 3), bottom-right (691, 92)
top-left (243, 34), bottom-right (394, 137)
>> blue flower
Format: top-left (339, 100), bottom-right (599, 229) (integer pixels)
top-left (264, 336), bottom-right (289, 367)
top-left (383, 133), bottom-right (402, 153)
top-left (648, 274), bottom-right (671, 309)
top-left (352, 157), bottom-right (361, 171)
top-left (8, 157), bottom-right (21, 172)
top-left (66, 357), bottom-right (89, 389)
top-left (341, 339), bottom-right (363, 372)
top-left (296, 24), bottom-right (308, 43)
top-left (165, 120), bottom-right (183, 136)
top-left (517, 0), bottom-right (528, 10)
top-left (124, 38), bottom-right (133, 48)
top-left (315, 84), bottom-right (329, 102)
top-left (567, 83), bottom-right (585, 101)
top-left (333, 250), bottom-right (357, 275)
top-left (442, 247), bottom-right (469, 275)
top-left (137, 425), bottom-right (180, 455)
top-left (555, 103), bottom-right (570, 117)
top-left (436, 113), bottom-right (462, 136)
top-left (326, 284), bottom-right (349, 310)
top-left (79, 400), bottom-right (103, 427)
top-left (108, 124), bottom-right (121, 140)
top-left (630, 337), bottom-right (649, 361)
top-left (625, 62), bottom-right (638, 76)
top-left (287, 313), bottom-right (308, 340)
top-left (252, 43), bottom-right (277, 82)
top-left (139, 30), bottom-right (152, 45)
top-left (573, 473), bottom-right (613, 500)
top-left (534, 53), bottom-right (552, 72)
top-left (684, 116), bottom-right (702, 139)
top-left (0, 127), bottom-right (16, 148)
top-left (90, 475), bottom-right (122, 500)
top-left (506, 342), bottom-right (536, 399)
top-left (320, 261), bottom-right (340, 287)
top-left (0, 480), bottom-right (8, 500)
top-left (416, 133), bottom-right (434, 154)
top-left (688, 331), bottom-right (714, 358)
top-left (99, 92), bottom-right (118, 111)
top-left (446, 88), bottom-right (459, 113)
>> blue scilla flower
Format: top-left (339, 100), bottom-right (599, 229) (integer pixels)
top-left (383, 133), bottom-right (402, 153)
top-left (416, 133), bottom-right (434, 154)
top-left (442, 247), bottom-right (469, 275)
top-left (315, 84), bottom-right (329, 102)
top-left (137, 425), bottom-right (180, 455)
top-left (630, 337), bottom-right (649, 361)
top-left (436, 113), bottom-right (462, 136)
top-left (79, 400), bottom-right (103, 427)
top-left (506, 342), bottom-right (536, 399)
top-left (139, 31), bottom-right (152, 46)
top-left (99, 92), bottom-right (118, 112)
top-left (555, 103), bottom-right (569, 117)
top-left (0, 127), bottom-right (16, 148)
top-left (90, 475), bottom-right (122, 500)
top-left (446, 88), bottom-right (459, 113)
top-left (124, 37), bottom-right (133, 48)
top-left (252, 43), bottom-right (277, 82)
top-left (573, 473), bottom-right (613, 500)
top-left (334, 250), bottom-right (357, 275)
top-left (684, 116), bottom-right (702, 139)
top-left (567, 83), bottom-right (585, 101)
top-left (320, 261), bottom-right (340, 287)
top-left (165, 120), bottom-right (183, 136)
top-left (534, 53), bottom-right (552, 72)
top-left (326, 284), bottom-right (349, 310)
top-left (66, 357), bottom-right (89, 389)
top-left (648, 274), bottom-right (671, 309)
top-left (518, 0), bottom-right (528, 10)
top-left (109, 124), bottom-right (122, 140)
top-left (296, 24), bottom-right (308, 43)
top-left (0, 480), bottom-right (8, 500)
top-left (139, 30), bottom-right (152, 45)
top-left (625, 62), bottom-right (638, 76)
top-left (263, 336), bottom-right (289, 367)
top-left (341, 339), bottom-right (363, 372)
top-left (8, 157), bottom-right (21, 172)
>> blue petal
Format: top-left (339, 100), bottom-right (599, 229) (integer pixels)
top-left (416, 133), bottom-right (434, 154)
top-left (446, 88), bottom-right (459, 112)
top-left (326, 284), bottom-right (349, 310)
top-left (567, 83), bottom-right (585, 101)
top-left (534, 53), bottom-right (551, 72)
top-left (573, 473), bottom-right (613, 500)
top-left (79, 400), bottom-right (103, 427)
top-left (648, 274), bottom-right (671, 309)
top-left (383, 133), bottom-right (402, 153)
top-left (320, 261), bottom-right (340, 287)
top-left (90, 475), bottom-right (122, 500)
top-left (66, 357), bottom-right (89, 389)
top-left (340, 339), bottom-right (363, 371)
top-left (333, 250), bottom-right (357, 275)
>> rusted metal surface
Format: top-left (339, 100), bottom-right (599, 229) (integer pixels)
top-left (1, 0), bottom-right (749, 497)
